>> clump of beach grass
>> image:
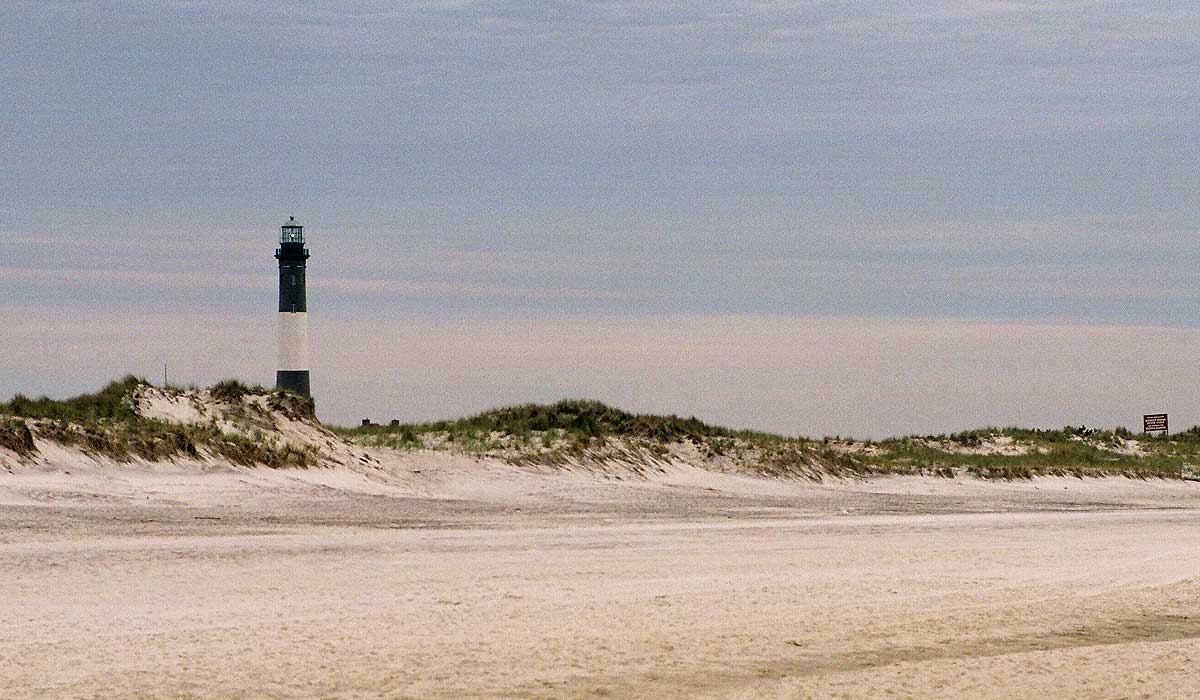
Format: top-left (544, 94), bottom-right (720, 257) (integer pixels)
top-left (0, 377), bottom-right (319, 468)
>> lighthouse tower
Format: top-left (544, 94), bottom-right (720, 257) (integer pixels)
top-left (275, 216), bottom-right (311, 397)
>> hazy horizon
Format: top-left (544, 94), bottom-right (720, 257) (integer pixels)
top-left (5, 308), bottom-right (1199, 440)
top-left (2, 3), bottom-right (1197, 437)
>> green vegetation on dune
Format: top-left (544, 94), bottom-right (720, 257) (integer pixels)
top-left (338, 399), bottom-right (800, 464)
top-left (337, 402), bottom-right (1199, 480)
top-left (210, 379), bottom-right (270, 404)
top-left (25, 416), bottom-right (317, 468)
top-left (346, 399), bottom-right (781, 444)
top-left (867, 430), bottom-right (1184, 480)
top-left (0, 375), bottom-right (146, 421)
top-left (3, 381), bottom-right (1197, 480)
top-left (0, 378), bottom-right (318, 468)
top-left (210, 379), bottom-right (317, 420)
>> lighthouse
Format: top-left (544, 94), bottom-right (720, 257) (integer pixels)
top-left (275, 216), bottom-right (311, 397)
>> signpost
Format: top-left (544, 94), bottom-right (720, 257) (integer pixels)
top-left (1143, 413), bottom-right (1168, 436)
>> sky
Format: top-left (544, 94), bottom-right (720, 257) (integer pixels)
top-left (1, 2), bottom-right (1198, 437)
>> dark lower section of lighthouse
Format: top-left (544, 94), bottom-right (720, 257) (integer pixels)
top-left (275, 216), bottom-right (312, 398)
top-left (276, 370), bottom-right (311, 396)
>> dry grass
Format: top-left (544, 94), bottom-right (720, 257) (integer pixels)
top-left (0, 418), bottom-right (36, 457)
top-left (337, 402), bottom-right (1200, 480)
top-left (6, 381), bottom-right (1196, 480)
top-left (0, 378), bottom-right (319, 468)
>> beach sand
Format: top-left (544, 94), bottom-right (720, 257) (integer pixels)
top-left (2, 455), bottom-right (1199, 698)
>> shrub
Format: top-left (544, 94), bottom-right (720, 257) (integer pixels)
top-left (210, 379), bottom-right (270, 404)
top-left (346, 399), bottom-right (780, 445)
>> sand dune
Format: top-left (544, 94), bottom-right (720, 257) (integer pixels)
top-left (4, 387), bottom-right (1200, 697)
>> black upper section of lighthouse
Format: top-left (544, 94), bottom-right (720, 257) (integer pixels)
top-left (275, 216), bottom-right (309, 313)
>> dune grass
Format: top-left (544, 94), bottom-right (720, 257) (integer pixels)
top-left (0, 377), bottom-right (318, 468)
top-left (4, 381), bottom-right (1196, 479)
top-left (338, 401), bottom-right (1198, 479)
top-left (0, 376), bottom-right (146, 422)
top-left (861, 432), bottom-right (1184, 480)
top-left (341, 399), bottom-right (785, 446)
top-left (210, 379), bottom-right (271, 404)
top-left (0, 418), bottom-right (36, 456)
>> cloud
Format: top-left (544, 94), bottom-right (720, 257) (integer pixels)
top-left (2, 3), bottom-right (1198, 434)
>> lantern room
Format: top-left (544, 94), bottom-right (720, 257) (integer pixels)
top-left (280, 216), bottom-right (304, 244)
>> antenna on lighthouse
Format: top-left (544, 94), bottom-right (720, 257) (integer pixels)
top-left (275, 216), bottom-right (311, 397)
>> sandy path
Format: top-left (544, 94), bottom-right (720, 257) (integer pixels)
top-left (3, 493), bottom-right (1200, 698)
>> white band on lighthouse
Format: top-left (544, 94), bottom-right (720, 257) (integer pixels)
top-left (277, 312), bottom-right (309, 370)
